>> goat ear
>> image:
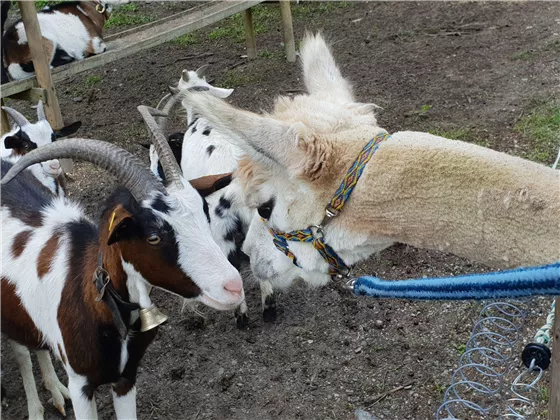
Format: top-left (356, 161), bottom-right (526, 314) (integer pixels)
top-left (4, 135), bottom-right (23, 149)
top-left (209, 86), bottom-right (234, 99)
top-left (189, 172), bottom-right (232, 197)
top-left (107, 205), bottom-right (136, 245)
top-left (53, 121), bottom-right (82, 140)
top-left (180, 91), bottom-right (306, 169)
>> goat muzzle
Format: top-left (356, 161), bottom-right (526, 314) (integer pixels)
top-left (138, 305), bottom-right (168, 332)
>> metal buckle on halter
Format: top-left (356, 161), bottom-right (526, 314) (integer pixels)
top-left (95, 3), bottom-right (106, 13)
top-left (344, 277), bottom-right (356, 291)
top-left (325, 205), bottom-right (339, 219)
top-left (331, 266), bottom-right (352, 281)
top-left (93, 267), bottom-right (110, 302)
top-left (309, 224), bottom-right (325, 239)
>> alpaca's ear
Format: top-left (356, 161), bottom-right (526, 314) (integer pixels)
top-left (179, 91), bottom-right (307, 170)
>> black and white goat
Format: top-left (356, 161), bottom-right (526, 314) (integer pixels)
top-left (2, 1), bottom-right (128, 81)
top-left (2, 102), bottom-right (82, 419)
top-left (147, 67), bottom-right (285, 328)
top-left (1, 101), bottom-right (81, 197)
top-left (1, 112), bottom-right (244, 419)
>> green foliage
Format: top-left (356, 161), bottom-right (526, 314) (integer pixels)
top-left (85, 75), bottom-right (102, 88)
top-left (514, 100), bottom-right (560, 163)
top-left (105, 4), bottom-right (154, 29)
top-left (222, 69), bottom-right (257, 87)
top-left (170, 33), bottom-right (198, 47)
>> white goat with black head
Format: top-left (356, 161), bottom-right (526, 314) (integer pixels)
top-left (146, 67), bottom-right (257, 328)
top-left (1, 102), bottom-right (81, 197)
top-left (2, 103), bottom-right (82, 419)
top-left (2, 0), bottom-right (128, 81)
top-left (1, 108), bottom-right (244, 419)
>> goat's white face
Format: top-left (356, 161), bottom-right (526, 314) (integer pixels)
top-left (178, 69), bottom-right (233, 99)
top-left (180, 33), bottom-right (384, 285)
top-left (147, 181), bottom-right (245, 310)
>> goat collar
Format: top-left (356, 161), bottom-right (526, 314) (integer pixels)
top-left (94, 252), bottom-right (140, 339)
top-left (264, 131), bottom-right (391, 279)
top-left (92, 0), bottom-right (107, 14)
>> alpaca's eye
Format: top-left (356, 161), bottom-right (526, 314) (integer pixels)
top-left (146, 235), bottom-right (161, 245)
top-left (257, 205), bottom-right (272, 220)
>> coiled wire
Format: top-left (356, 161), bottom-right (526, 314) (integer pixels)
top-left (436, 301), bottom-right (526, 419)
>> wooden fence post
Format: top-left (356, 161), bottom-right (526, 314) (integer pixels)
top-left (242, 8), bottom-right (257, 59)
top-left (18, 1), bottom-right (63, 130)
top-left (279, 1), bottom-right (296, 62)
top-left (1, 99), bottom-right (11, 135)
top-left (549, 297), bottom-right (560, 420)
top-left (18, 1), bottom-right (73, 172)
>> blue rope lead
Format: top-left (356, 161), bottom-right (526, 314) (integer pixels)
top-left (353, 262), bottom-right (560, 300)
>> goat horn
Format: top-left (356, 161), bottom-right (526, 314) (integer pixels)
top-left (138, 105), bottom-right (184, 189)
top-left (36, 100), bottom-right (46, 121)
top-left (195, 64), bottom-right (209, 78)
top-left (2, 106), bottom-right (30, 128)
top-left (1, 139), bottom-right (166, 202)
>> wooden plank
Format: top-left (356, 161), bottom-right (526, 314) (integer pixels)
top-left (18, 1), bottom-right (64, 130)
top-left (1, 99), bottom-right (11, 135)
top-left (2, 1), bottom-right (263, 99)
top-left (549, 298), bottom-right (560, 420)
top-left (10, 88), bottom-right (47, 103)
top-left (279, 1), bottom-right (296, 63)
top-left (242, 8), bottom-right (257, 59)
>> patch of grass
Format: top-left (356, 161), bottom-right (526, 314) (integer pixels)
top-left (258, 49), bottom-right (282, 59)
top-left (105, 5), bottom-right (154, 29)
top-left (434, 383), bottom-right (446, 395)
top-left (512, 50), bottom-right (536, 61)
top-left (513, 39), bottom-right (560, 61)
top-left (222, 69), bottom-right (257, 88)
top-left (208, 2), bottom-right (350, 44)
top-left (429, 127), bottom-right (489, 147)
top-left (85, 75), bottom-right (102, 88)
top-left (170, 33), bottom-right (198, 47)
top-left (538, 385), bottom-right (549, 403)
top-left (455, 343), bottom-right (467, 355)
top-left (514, 100), bottom-right (560, 163)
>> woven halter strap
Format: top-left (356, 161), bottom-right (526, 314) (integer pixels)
top-left (264, 131), bottom-right (391, 278)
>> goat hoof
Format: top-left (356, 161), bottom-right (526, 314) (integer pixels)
top-left (236, 313), bottom-right (249, 330)
top-left (262, 306), bottom-right (277, 323)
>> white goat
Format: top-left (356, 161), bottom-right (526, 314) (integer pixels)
top-left (147, 67), bottom-right (258, 327)
top-left (1, 102), bottom-right (81, 419)
top-left (2, 1), bottom-right (129, 81)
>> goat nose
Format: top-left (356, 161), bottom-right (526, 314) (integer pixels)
top-left (223, 278), bottom-right (243, 296)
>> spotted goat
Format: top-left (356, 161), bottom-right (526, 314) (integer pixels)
top-left (1, 111), bottom-right (244, 419)
top-left (1, 102), bottom-right (82, 419)
top-left (2, 0), bottom-right (128, 82)
top-left (1, 101), bottom-right (81, 197)
top-left (145, 66), bottom-right (260, 327)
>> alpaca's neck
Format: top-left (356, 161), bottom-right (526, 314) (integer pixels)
top-left (343, 132), bottom-right (560, 268)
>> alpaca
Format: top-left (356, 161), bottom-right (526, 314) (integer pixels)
top-left (177, 32), bottom-right (560, 319)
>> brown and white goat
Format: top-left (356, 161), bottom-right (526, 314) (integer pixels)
top-left (2, 1), bottom-right (128, 81)
top-left (179, 32), bottom-right (560, 313)
top-left (2, 103), bottom-right (81, 419)
top-left (1, 127), bottom-right (244, 419)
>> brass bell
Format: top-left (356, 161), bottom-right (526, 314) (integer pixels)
top-left (139, 305), bottom-right (168, 332)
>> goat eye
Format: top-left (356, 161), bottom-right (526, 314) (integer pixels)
top-left (146, 235), bottom-right (161, 245)
top-left (257, 205), bottom-right (273, 220)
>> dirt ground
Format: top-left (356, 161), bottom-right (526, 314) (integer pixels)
top-left (2, 1), bottom-right (559, 419)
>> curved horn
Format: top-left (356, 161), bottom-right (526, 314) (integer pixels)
top-left (2, 106), bottom-right (30, 128)
top-left (195, 64), bottom-right (209, 78)
top-left (36, 101), bottom-right (46, 121)
top-left (1, 139), bottom-right (166, 201)
top-left (137, 105), bottom-right (184, 189)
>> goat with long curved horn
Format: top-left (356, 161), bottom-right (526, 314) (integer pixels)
top-left (137, 105), bottom-right (184, 189)
top-left (1, 138), bottom-right (166, 201)
top-left (2, 106), bottom-right (30, 128)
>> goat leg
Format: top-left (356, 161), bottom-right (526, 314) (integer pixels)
top-left (8, 340), bottom-right (45, 420)
top-left (36, 349), bottom-right (70, 417)
top-left (260, 281), bottom-right (277, 323)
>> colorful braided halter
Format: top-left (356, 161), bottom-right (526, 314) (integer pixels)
top-left (264, 131), bottom-right (391, 278)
